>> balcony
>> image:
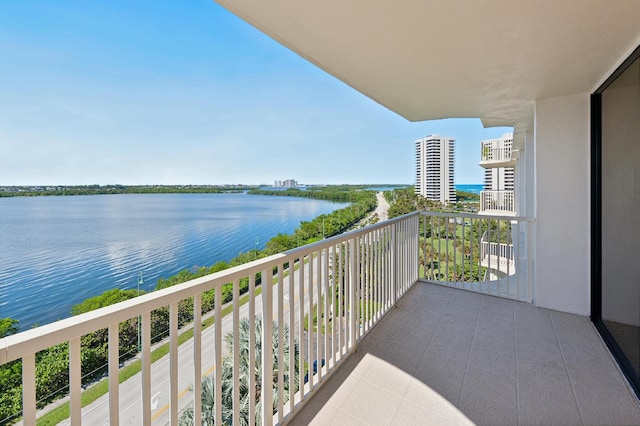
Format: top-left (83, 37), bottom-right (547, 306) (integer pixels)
top-left (480, 190), bottom-right (516, 216)
top-left (1, 213), bottom-right (638, 425)
top-left (479, 140), bottom-right (516, 169)
top-left (290, 282), bottom-right (640, 425)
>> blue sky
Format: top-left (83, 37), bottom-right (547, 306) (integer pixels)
top-left (0, 1), bottom-right (512, 186)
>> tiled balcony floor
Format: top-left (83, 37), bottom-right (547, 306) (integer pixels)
top-left (290, 282), bottom-right (640, 425)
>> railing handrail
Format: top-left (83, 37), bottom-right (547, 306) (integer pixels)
top-left (481, 189), bottom-right (515, 195)
top-left (419, 210), bottom-right (532, 222)
top-left (285, 211), bottom-right (419, 257)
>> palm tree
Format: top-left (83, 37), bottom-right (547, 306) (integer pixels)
top-left (179, 318), bottom-right (299, 425)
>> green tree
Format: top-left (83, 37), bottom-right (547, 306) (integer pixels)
top-left (265, 233), bottom-right (296, 254)
top-left (71, 289), bottom-right (141, 315)
top-left (179, 318), bottom-right (299, 425)
top-left (0, 317), bottom-right (19, 338)
top-left (0, 318), bottom-right (22, 424)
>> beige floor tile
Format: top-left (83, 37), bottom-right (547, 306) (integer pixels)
top-left (361, 356), bottom-right (412, 397)
top-left (328, 411), bottom-right (368, 426)
top-left (392, 399), bottom-right (474, 426)
top-left (338, 380), bottom-right (403, 426)
top-left (289, 403), bottom-right (339, 426)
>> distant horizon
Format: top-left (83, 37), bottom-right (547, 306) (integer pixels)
top-left (0, 182), bottom-right (484, 187)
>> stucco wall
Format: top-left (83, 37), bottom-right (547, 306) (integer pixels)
top-left (534, 94), bottom-right (590, 315)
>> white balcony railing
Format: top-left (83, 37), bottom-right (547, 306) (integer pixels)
top-left (0, 211), bottom-right (533, 425)
top-left (480, 140), bottom-right (513, 163)
top-left (480, 230), bottom-right (515, 276)
top-left (480, 190), bottom-right (515, 213)
top-left (0, 214), bottom-right (419, 425)
top-left (418, 212), bottom-right (532, 302)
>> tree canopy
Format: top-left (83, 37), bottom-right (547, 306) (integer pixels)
top-left (0, 318), bottom-right (19, 338)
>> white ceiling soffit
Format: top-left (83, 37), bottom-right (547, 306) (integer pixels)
top-left (214, 0), bottom-right (640, 131)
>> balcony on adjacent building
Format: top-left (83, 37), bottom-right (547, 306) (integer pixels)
top-left (480, 230), bottom-right (516, 280)
top-left (479, 139), bottom-right (516, 169)
top-left (2, 212), bottom-right (638, 425)
top-left (479, 190), bottom-right (516, 216)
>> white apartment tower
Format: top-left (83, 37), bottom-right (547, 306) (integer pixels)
top-left (415, 135), bottom-right (455, 204)
top-left (484, 168), bottom-right (514, 192)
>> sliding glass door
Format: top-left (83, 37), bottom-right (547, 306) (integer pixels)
top-left (593, 47), bottom-right (640, 397)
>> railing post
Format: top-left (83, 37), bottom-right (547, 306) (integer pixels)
top-left (261, 267), bottom-right (274, 426)
top-left (141, 311), bottom-right (151, 425)
top-left (193, 294), bottom-right (202, 426)
top-left (277, 264), bottom-right (285, 422)
top-left (348, 238), bottom-right (357, 349)
top-left (69, 337), bottom-right (82, 425)
top-left (391, 222), bottom-right (397, 306)
top-left (22, 353), bottom-right (36, 426)
top-left (169, 302), bottom-right (179, 425)
top-left (108, 323), bottom-right (120, 426)
top-left (249, 275), bottom-right (256, 424)
top-left (527, 220), bottom-right (534, 302)
top-left (214, 285), bottom-right (223, 426)
top-left (232, 280), bottom-right (240, 423)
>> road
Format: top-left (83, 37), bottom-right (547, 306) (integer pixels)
top-left (352, 192), bottom-right (390, 229)
top-left (373, 192), bottom-right (390, 222)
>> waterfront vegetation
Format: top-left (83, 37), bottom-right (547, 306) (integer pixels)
top-left (385, 187), bottom-right (480, 219)
top-left (0, 186), bottom-right (376, 424)
top-left (0, 184), bottom-right (256, 197)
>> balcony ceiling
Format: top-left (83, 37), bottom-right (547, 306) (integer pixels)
top-left (215, 0), bottom-right (640, 132)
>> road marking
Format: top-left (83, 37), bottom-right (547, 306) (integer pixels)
top-left (150, 365), bottom-right (217, 421)
top-left (150, 388), bottom-right (188, 421)
top-left (151, 391), bottom-right (162, 409)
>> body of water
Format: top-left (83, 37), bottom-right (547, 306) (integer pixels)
top-left (455, 184), bottom-right (484, 194)
top-left (0, 193), bottom-right (348, 329)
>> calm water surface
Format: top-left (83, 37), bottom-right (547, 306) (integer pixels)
top-left (455, 184), bottom-right (484, 194)
top-left (0, 193), bottom-right (348, 329)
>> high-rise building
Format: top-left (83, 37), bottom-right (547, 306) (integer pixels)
top-left (483, 168), bottom-right (514, 192)
top-left (415, 135), bottom-right (455, 204)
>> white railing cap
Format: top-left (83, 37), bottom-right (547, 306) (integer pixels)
top-left (420, 211), bottom-right (533, 222)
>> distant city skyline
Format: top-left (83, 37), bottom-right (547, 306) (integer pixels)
top-left (0, 1), bottom-right (512, 186)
